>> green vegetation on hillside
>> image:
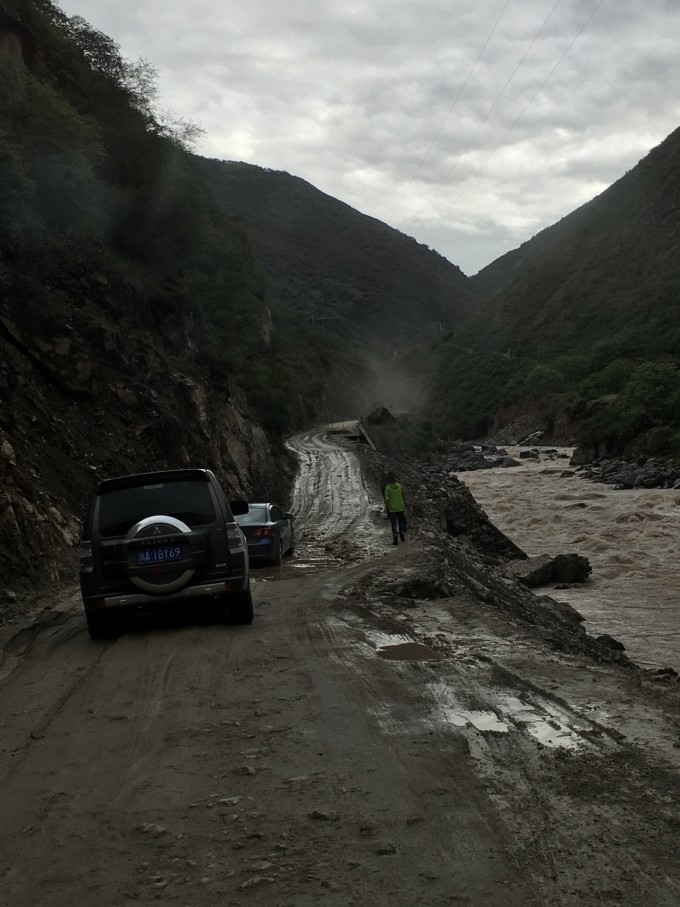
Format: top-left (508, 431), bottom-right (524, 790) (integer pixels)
top-left (197, 158), bottom-right (480, 352)
top-left (0, 0), bottom-right (360, 434)
top-left (425, 126), bottom-right (680, 460)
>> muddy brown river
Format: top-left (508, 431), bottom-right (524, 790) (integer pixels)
top-left (456, 447), bottom-right (680, 671)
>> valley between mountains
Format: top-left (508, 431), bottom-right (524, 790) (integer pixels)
top-left (1, 429), bottom-right (680, 906)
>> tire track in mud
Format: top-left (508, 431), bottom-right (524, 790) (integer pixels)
top-left (287, 432), bottom-right (624, 756)
top-left (285, 579), bottom-right (534, 906)
top-left (0, 638), bottom-right (110, 778)
top-left (302, 592), bottom-right (680, 905)
top-left (3, 427), bottom-right (680, 905)
top-left (286, 429), bottom-right (385, 567)
top-left (319, 603), bottom-right (619, 755)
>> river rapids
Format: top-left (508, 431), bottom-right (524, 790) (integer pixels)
top-left (457, 447), bottom-right (680, 671)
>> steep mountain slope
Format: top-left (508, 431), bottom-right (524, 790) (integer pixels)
top-left (472, 126), bottom-right (680, 344)
top-left (428, 126), bottom-right (680, 457)
top-left (471, 204), bottom-right (592, 299)
top-left (197, 158), bottom-right (480, 352)
top-left (0, 0), bottom-right (332, 593)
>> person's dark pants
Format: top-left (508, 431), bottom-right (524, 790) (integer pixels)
top-left (388, 511), bottom-right (406, 540)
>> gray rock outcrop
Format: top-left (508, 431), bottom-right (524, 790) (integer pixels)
top-left (438, 488), bottom-right (527, 560)
top-left (0, 307), bottom-right (285, 597)
top-left (501, 553), bottom-right (592, 587)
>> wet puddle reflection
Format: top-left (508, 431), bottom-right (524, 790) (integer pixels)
top-left (378, 642), bottom-right (444, 661)
top-left (497, 694), bottom-right (583, 750)
top-left (440, 708), bottom-right (509, 733)
top-left (428, 682), bottom-right (587, 749)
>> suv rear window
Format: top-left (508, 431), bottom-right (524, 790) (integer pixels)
top-left (98, 480), bottom-right (216, 537)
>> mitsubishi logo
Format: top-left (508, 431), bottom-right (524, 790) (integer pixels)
top-left (153, 525), bottom-right (163, 536)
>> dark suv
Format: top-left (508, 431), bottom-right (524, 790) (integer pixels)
top-left (79, 468), bottom-right (253, 639)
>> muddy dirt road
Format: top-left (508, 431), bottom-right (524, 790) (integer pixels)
top-left (1, 430), bottom-right (680, 906)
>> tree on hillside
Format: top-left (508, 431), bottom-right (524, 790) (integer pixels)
top-left (54, 10), bottom-right (203, 151)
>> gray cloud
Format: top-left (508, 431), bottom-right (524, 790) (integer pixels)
top-left (57, 0), bottom-right (680, 275)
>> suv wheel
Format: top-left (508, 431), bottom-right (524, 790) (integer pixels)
top-left (86, 612), bottom-right (120, 640)
top-left (271, 539), bottom-right (283, 567)
top-left (225, 589), bottom-right (255, 624)
top-left (126, 515), bottom-right (195, 593)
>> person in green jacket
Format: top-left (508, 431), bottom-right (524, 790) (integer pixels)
top-left (384, 473), bottom-right (406, 546)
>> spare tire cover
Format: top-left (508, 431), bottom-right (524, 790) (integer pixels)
top-left (127, 515), bottom-right (194, 593)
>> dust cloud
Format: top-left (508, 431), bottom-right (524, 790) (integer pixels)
top-left (355, 352), bottom-right (428, 416)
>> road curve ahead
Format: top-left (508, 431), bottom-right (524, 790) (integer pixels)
top-left (286, 428), bottom-right (385, 566)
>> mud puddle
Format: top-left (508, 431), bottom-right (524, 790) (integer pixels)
top-left (428, 682), bottom-right (596, 750)
top-left (328, 615), bottom-right (597, 750)
top-left (378, 642), bottom-right (444, 661)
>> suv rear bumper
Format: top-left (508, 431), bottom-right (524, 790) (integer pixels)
top-left (82, 576), bottom-right (249, 614)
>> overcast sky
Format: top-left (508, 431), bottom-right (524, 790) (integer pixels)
top-left (58, 0), bottom-right (680, 275)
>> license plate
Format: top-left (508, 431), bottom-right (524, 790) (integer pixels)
top-left (137, 545), bottom-right (183, 565)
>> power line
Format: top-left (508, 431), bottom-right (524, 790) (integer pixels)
top-left (423, 0), bottom-right (564, 211)
top-left (387, 0), bottom-right (511, 224)
top-left (422, 0), bottom-right (607, 243)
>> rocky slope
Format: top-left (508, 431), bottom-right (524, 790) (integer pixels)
top-left (0, 305), bottom-right (291, 606)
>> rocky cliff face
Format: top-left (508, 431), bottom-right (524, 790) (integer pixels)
top-left (489, 395), bottom-right (578, 445)
top-left (0, 4), bottom-right (36, 67)
top-left (0, 305), bottom-right (282, 604)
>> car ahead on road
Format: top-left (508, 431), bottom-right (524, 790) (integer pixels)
top-left (79, 468), bottom-right (253, 639)
top-left (235, 502), bottom-right (294, 566)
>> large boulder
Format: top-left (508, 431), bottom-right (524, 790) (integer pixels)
top-left (551, 553), bottom-right (592, 583)
top-left (502, 553), bottom-right (592, 587)
top-left (501, 555), bottom-right (554, 586)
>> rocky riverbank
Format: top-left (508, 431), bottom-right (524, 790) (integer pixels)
top-left (352, 443), bottom-right (649, 668)
top-left (426, 440), bottom-right (572, 473)
top-left (417, 436), bottom-right (680, 492)
top-left (354, 437), bottom-right (680, 686)
top-left (572, 455), bottom-right (680, 490)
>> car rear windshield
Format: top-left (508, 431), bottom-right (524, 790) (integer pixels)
top-left (98, 480), bottom-right (217, 537)
top-left (235, 505), bottom-right (268, 525)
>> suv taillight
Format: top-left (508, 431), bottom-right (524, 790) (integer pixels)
top-left (227, 527), bottom-right (244, 548)
top-left (79, 541), bottom-right (93, 567)
top-left (253, 527), bottom-right (275, 538)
